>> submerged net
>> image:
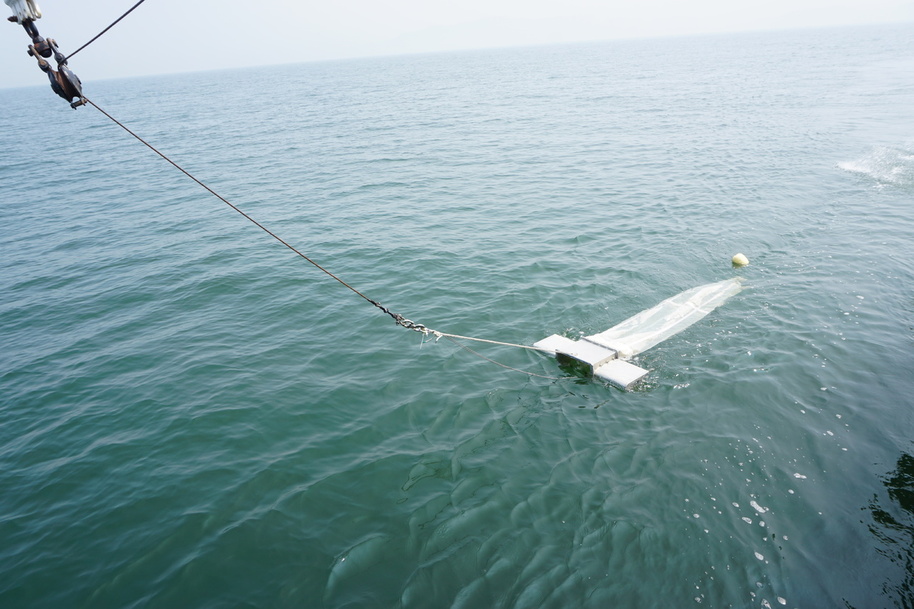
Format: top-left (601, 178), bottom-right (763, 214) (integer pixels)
top-left (586, 277), bottom-right (743, 358)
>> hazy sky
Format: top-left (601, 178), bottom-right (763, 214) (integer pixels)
top-left (1, 0), bottom-right (912, 89)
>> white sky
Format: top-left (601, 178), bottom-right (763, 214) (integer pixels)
top-left (1, 0), bottom-right (912, 89)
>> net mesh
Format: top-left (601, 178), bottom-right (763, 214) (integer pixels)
top-left (586, 278), bottom-right (743, 358)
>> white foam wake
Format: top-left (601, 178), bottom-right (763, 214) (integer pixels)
top-left (839, 144), bottom-right (914, 187)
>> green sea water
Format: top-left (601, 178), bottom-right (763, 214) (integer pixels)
top-left (2, 23), bottom-right (914, 608)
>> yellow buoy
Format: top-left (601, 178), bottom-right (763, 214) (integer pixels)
top-left (732, 253), bottom-right (750, 267)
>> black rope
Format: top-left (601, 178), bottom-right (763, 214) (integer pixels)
top-left (65, 0), bottom-right (147, 63)
top-left (84, 96), bottom-right (423, 331)
top-left (82, 98), bottom-right (579, 382)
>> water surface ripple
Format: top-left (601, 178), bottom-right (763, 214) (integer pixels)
top-left (2, 24), bottom-right (914, 609)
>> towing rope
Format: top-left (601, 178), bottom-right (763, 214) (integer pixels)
top-left (438, 336), bottom-right (564, 380)
top-left (7, 2), bottom-right (572, 379)
top-left (65, 0), bottom-right (147, 62)
top-left (85, 97), bottom-right (425, 331)
top-left (83, 97), bottom-right (565, 380)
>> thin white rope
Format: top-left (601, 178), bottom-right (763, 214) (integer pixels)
top-left (438, 335), bottom-right (567, 381)
top-left (430, 331), bottom-right (554, 353)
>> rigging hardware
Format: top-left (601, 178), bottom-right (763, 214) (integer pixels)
top-left (6, 0), bottom-right (85, 108)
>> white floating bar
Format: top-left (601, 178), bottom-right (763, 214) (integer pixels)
top-left (534, 334), bottom-right (617, 369)
top-left (534, 334), bottom-right (648, 390)
top-left (592, 359), bottom-right (651, 389)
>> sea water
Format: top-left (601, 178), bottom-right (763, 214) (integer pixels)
top-left (2, 23), bottom-right (914, 608)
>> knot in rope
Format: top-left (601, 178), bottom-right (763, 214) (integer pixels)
top-left (368, 299), bottom-right (430, 334)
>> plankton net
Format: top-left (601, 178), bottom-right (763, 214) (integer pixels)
top-left (534, 277), bottom-right (743, 389)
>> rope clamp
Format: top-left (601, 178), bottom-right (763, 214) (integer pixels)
top-left (394, 315), bottom-right (430, 335)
